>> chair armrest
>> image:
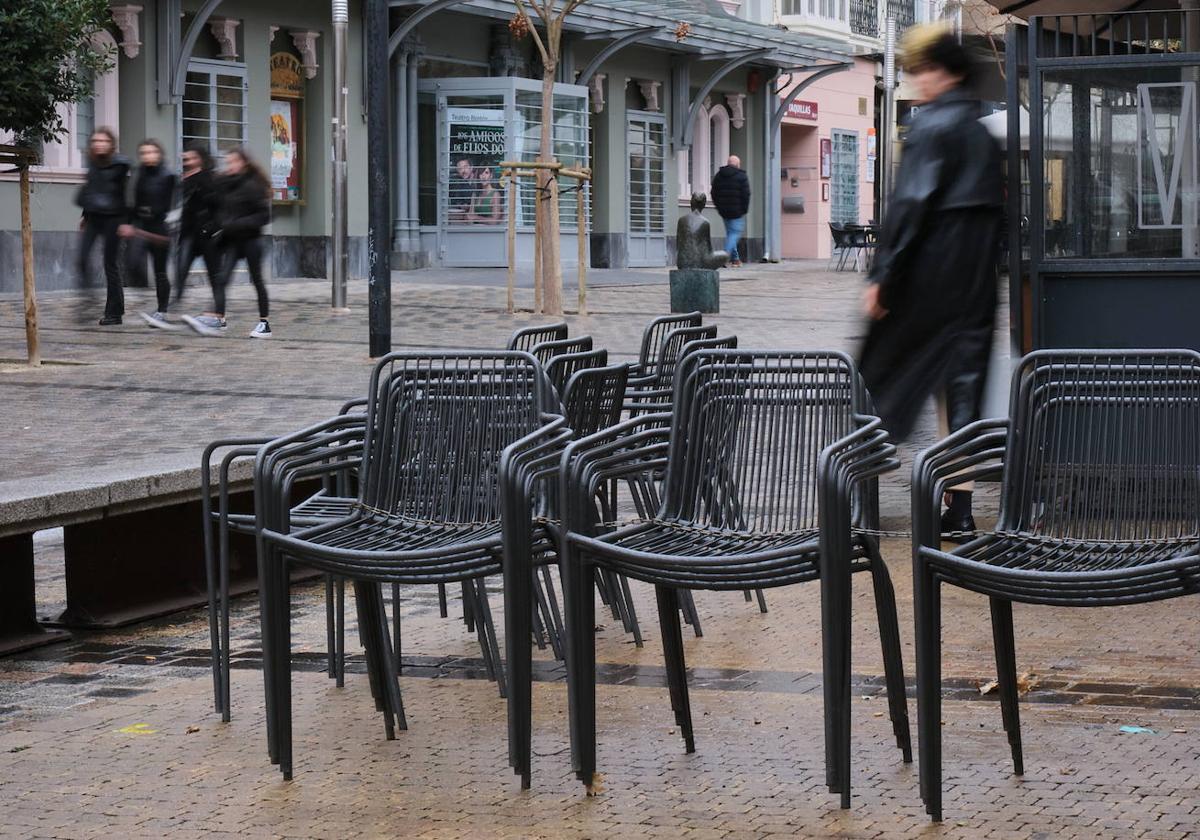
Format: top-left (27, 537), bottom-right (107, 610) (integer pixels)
top-left (559, 413), bottom-right (673, 538)
top-left (500, 414), bottom-right (573, 574)
top-left (911, 418), bottom-right (1009, 553)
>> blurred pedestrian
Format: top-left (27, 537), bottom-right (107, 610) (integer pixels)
top-left (75, 128), bottom-right (130, 325)
top-left (857, 23), bottom-right (1003, 535)
top-left (173, 142), bottom-right (222, 311)
top-left (122, 139), bottom-right (178, 329)
top-left (182, 147), bottom-right (272, 338)
top-left (710, 155), bottom-right (751, 267)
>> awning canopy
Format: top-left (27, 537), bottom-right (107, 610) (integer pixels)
top-left (996, 0), bottom-right (1183, 17)
top-left (391, 0), bottom-right (859, 69)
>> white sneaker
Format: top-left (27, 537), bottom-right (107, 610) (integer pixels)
top-left (182, 314), bottom-right (227, 337)
top-left (250, 320), bottom-right (272, 339)
top-left (140, 311), bottom-right (182, 331)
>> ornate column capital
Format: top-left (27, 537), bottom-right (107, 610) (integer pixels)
top-left (209, 17), bottom-right (240, 61)
top-left (290, 30), bottom-right (321, 79)
top-left (589, 73), bottom-right (606, 114)
top-left (109, 4), bottom-right (143, 59)
top-left (636, 79), bottom-right (662, 112)
top-left (725, 93), bottom-right (746, 129)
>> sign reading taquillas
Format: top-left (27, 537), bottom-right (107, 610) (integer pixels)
top-left (784, 100), bottom-right (819, 121)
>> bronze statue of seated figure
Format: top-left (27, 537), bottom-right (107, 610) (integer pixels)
top-left (676, 193), bottom-right (729, 270)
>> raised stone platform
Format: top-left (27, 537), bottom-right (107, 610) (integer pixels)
top-left (670, 268), bottom-right (719, 314)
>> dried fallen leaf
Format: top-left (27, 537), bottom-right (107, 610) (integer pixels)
top-left (873, 711), bottom-right (885, 718)
top-left (978, 680), bottom-right (999, 695)
top-left (585, 773), bottom-right (605, 797)
top-left (1059, 767), bottom-right (1077, 775)
top-left (1016, 672), bottom-right (1039, 694)
top-left (185, 725), bottom-right (200, 734)
top-left (144, 656), bottom-right (156, 662)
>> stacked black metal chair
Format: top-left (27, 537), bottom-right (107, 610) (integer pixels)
top-left (559, 350), bottom-right (912, 806)
top-left (912, 350), bottom-right (1200, 821)
top-left (200, 398), bottom-right (366, 720)
top-left (254, 352), bottom-right (569, 781)
top-left (508, 322), bottom-right (569, 353)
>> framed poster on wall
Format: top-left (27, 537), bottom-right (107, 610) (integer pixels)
top-left (269, 52), bottom-right (304, 204)
top-left (820, 137), bottom-right (832, 179)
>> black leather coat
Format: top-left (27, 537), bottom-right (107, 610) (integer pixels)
top-left (710, 165), bottom-right (751, 220)
top-left (858, 87), bottom-right (1003, 440)
top-left (180, 168), bottom-right (221, 237)
top-left (132, 164), bottom-right (177, 231)
top-left (75, 155), bottom-right (130, 217)
top-left (218, 171), bottom-right (271, 238)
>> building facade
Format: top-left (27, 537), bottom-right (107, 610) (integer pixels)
top-left (0, 0), bottom-right (865, 291)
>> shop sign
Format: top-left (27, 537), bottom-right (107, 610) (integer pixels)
top-left (269, 53), bottom-right (304, 204)
top-left (819, 138), bottom-right (831, 179)
top-left (784, 99), bottom-right (819, 121)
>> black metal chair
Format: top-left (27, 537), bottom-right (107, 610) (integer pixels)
top-left (507, 322), bottom-right (568, 353)
top-left (200, 398), bottom-right (366, 721)
top-left (545, 349), bottom-right (607, 398)
top-left (560, 350), bottom-right (911, 805)
top-left (632, 312), bottom-right (702, 383)
top-left (254, 352), bottom-right (569, 781)
top-left (912, 350), bottom-right (1200, 822)
top-left (531, 336), bottom-right (594, 369)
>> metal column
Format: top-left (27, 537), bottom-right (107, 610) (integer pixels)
top-left (392, 49), bottom-right (410, 253)
top-left (331, 0), bottom-right (350, 310)
top-left (367, 0), bottom-right (391, 356)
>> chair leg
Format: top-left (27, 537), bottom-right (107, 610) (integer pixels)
top-left (325, 576), bottom-right (337, 680)
top-left (275, 557), bottom-right (294, 780)
top-left (355, 581), bottom-right (393, 736)
top-left (462, 581), bottom-right (476, 631)
top-left (438, 582), bottom-right (449, 618)
top-left (255, 540), bottom-right (279, 764)
top-left (475, 579), bottom-right (507, 699)
top-left (335, 578), bottom-right (346, 688)
top-left (915, 560), bottom-right (943, 821)
top-left (754, 588), bottom-right (768, 614)
top-left (538, 564), bottom-right (567, 660)
top-left (989, 597), bottom-right (1024, 776)
top-left (868, 553), bottom-right (913, 762)
top-left (203, 511), bottom-right (222, 716)
top-left (373, 584), bottom-right (407, 733)
top-left (391, 583), bottom-right (402, 673)
top-left (563, 551), bottom-right (597, 789)
top-left (618, 575), bottom-right (644, 647)
top-left (679, 589), bottom-right (703, 637)
top-left (503, 556), bottom-right (535, 789)
top-left (219, 520), bottom-right (233, 723)
top-left (655, 585), bottom-right (695, 753)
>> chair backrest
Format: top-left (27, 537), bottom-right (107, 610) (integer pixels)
top-left (653, 324), bottom-right (719, 390)
top-left (360, 352), bottom-right (546, 524)
top-left (545, 348), bottom-right (607, 397)
top-left (531, 336), bottom-right (594, 369)
top-left (638, 312), bottom-right (702, 376)
top-left (562, 362), bottom-right (630, 438)
top-left (507, 322), bottom-right (568, 353)
top-left (663, 350), bottom-right (864, 532)
top-left (1001, 350), bottom-right (1200, 542)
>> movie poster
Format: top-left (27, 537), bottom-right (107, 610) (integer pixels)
top-left (270, 98), bottom-right (301, 202)
top-left (446, 108), bottom-right (506, 225)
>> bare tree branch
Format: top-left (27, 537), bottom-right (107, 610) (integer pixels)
top-left (514, 0), bottom-right (551, 64)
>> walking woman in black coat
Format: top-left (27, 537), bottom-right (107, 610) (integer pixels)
top-left (183, 147), bottom-right (272, 338)
top-left (75, 128), bottom-right (130, 325)
top-left (857, 24), bottom-right (1003, 533)
top-left (173, 142), bottom-right (223, 307)
top-left (123, 139), bottom-right (178, 329)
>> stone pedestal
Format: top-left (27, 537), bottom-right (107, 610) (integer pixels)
top-left (670, 268), bottom-right (719, 313)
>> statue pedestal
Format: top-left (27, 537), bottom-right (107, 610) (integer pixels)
top-left (670, 269), bottom-right (719, 314)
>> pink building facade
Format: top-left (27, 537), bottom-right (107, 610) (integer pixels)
top-left (778, 56), bottom-right (878, 260)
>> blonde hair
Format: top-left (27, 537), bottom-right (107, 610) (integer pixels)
top-left (899, 22), bottom-right (955, 73)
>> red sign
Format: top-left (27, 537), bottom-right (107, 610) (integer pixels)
top-left (785, 99), bottom-right (819, 121)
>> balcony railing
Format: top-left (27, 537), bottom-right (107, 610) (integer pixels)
top-left (851, 0), bottom-right (877, 37)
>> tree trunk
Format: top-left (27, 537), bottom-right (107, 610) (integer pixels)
top-left (20, 163), bottom-right (39, 366)
top-left (538, 52), bottom-right (564, 315)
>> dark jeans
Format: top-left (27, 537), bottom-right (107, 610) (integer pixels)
top-left (215, 235), bottom-right (269, 319)
top-left (126, 226), bottom-right (171, 311)
top-left (176, 231), bottom-right (220, 305)
top-left (78, 214), bottom-right (123, 318)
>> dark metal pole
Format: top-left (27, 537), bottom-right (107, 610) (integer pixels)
top-left (367, 0), bottom-right (391, 357)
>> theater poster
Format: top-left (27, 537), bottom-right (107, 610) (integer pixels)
top-left (269, 53), bottom-right (304, 204)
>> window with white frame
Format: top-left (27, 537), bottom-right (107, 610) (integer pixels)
top-left (181, 60), bottom-right (248, 158)
top-left (1, 31), bottom-right (119, 180)
top-left (677, 98), bottom-right (731, 200)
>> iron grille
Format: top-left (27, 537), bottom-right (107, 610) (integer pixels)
top-left (851, 0), bottom-right (878, 37)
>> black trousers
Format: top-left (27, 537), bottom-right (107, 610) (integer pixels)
top-left (126, 226), bottom-right (171, 312)
top-left (176, 231), bottom-right (220, 304)
top-left (78, 214), bottom-right (123, 318)
top-left (215, 235), bottom-right (269, 319)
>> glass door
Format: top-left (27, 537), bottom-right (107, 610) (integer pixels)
top-left (628, 112), bottom-right (667, 267)
top-left (830, 128), bottom-right (859, 225)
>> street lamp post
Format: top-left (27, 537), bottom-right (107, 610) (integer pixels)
top-left (331, 0), bottom-right (349, 311)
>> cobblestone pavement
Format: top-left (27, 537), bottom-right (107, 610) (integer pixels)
top-left (3, 266), bottom-right (1199, 838)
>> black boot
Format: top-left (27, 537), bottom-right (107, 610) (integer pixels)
top-left (940, 490), bottom-right (976, 544)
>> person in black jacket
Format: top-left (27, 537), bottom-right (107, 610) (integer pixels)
top-left (122, 139), bottom-right (178, 329)
top-left (183, 147), bottom-right (273, 338)
top-left (857, 24), bottom-right (1003, 535)
top-left (710, 155), bottom-right (751, 267)
top-left (173, 142), bottom-right (222, 309)
top-left (75, 128), bottom-right (130, 325)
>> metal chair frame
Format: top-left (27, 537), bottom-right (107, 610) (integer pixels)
top-left (560, 349), bottom-right (911, 806)
top-left (912, 349), bottom-right (1200, 821)
top-left (508, 322), bottom-right (568, 353)
top-left (254, 352), bottom-right (569, 782)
